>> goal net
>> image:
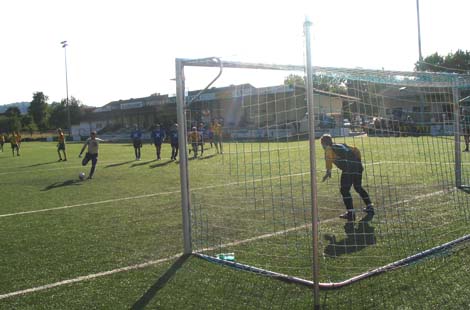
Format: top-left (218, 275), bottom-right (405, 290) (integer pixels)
top-left (175, 56), bottom-right (470, 300)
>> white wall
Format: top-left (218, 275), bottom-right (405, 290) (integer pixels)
top-left (71, 121), bottom-right (106, 140)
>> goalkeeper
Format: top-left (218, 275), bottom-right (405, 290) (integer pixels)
top-left (320, 134), bottom-right (374, 221)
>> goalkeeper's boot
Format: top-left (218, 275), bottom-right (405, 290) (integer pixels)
top-left (339, 210), bottom-right (355, 221)
top-left (362, 205), bottom-right (375, 214)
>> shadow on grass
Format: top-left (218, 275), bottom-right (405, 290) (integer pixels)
top-left (149, 160), bottom-right (173, 168)
top-left (131, 254), bottom-right (190, 310)
top-left (323, 213), bottom-right (375, 257)
top-left (198, 154), bottom-right (217, 160)
top-left (42, 179), bottom-right (83, 191)
top-left (458, 186), bottom-right (470, 194)
top-left (105, 160), bottom-right (135, 168)
top-left (21, 161), bottom-right (58, 168)
top-left (131, 159), bottom-right (158, 167)
top-left (187, 153), bottom-right (217, 161)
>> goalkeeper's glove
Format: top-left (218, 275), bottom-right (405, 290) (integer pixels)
top-left (322, 170), bottom-right (331, 182)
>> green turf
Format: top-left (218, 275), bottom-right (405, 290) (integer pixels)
top-left (1, 138), bottom-right (470, 309)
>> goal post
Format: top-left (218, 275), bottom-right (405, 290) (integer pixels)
top-left (174, 24), bottom-right (470, 308)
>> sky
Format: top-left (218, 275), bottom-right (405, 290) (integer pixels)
top-left (0, 0), bottom-right (468, 107)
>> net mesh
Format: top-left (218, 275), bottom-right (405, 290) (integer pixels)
top-left (180, 62), bottom-right (470, 289)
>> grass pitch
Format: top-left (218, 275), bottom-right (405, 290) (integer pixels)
top-left (1, 138), bottom-right (470, 309)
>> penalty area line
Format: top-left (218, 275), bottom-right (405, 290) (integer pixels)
top-left (0, 254), bottom-right (182, 300)
top-left (0, 171), bottom-right (312, 218)
top-left (0, 191), bottom-right (181, 218)
top-left (0, 221), bottom-right (319, 300)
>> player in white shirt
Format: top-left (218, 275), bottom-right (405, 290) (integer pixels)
top-left (79, 131), bottom-right (104, 179)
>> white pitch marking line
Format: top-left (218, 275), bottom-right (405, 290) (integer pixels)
top-left (0, 160), bottom-right (123, 176)
top-left (0, 159), bottom-right (454, 219)
top-left (0, 191), bottom-right (179, 218)
top-left (0, 171), bottom-right (312, 218)
top-left (0, 221), bottom-right (317, 300)
top-left (0, 254), bottom-right (182, 300)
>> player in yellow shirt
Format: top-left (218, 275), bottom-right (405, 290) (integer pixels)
top-left (0, 133), bottom-right (4, 152)
top-left (10, 133), bottom-right (19, 156)
top-left (320, 134), bottom-right (374, 221)
top-left (188, 126), bottom-right (201, 159)
top-left (15, 132), bottom-right (21, 150)
top-left (212, 119), bottom-right (223, 154)
top-left (57, 128), bottom-right (67, 161)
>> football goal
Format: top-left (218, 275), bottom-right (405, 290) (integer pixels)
top-left (174, 21), bottom-right (470, 307)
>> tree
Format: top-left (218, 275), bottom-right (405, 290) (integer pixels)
top-left (48, 102), bottom-right (66, 129)
top-left (312, 74), bottom-right (347, 94)
top-left (3, 107), bottom-right (22, 132)
top-left (0, 115), bottom-right (10, 133)
top-left (21, 114), bottom-right (37, 136)
top-left (415, 49), bottom-right (470, 73)
top-left (69, 97), bottom-right (83, 125)
top-left (29, 92), bottom-right (49, 130)
top-left (284, 74), bottom-right (305, 87)
top-left (5, 107), bottom-right (21, 118)
top-left (48, 96), bottom-right (83, 129)
top-left (284, 74), bottom-right (347, 94)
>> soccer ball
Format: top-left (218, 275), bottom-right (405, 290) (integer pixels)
top-left (79, 172), bottom-right (86, 180)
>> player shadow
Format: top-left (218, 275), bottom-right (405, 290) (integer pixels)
top-left (105, 160), bottom-right (135, 168)
top-left (20, 161), bottom-right (58, 168)
top-left (131, 159), bottom-right (158, 167)
top-left (457, 185), bottom-right (470, 194)
top-left (149, 160), bottom-right (173, 168)
top-left (323, 213), bottom-right (376, 257)
top-left (130, 254), bottom-right (190, 310)
top-left (197, 154), bottom-right (217, 160)
top-left (42, 179), bottom-right (83, 191)
top-left (187, 154), bottom-right (217, 161)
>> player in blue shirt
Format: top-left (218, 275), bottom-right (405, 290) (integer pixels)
top-left (151, 124), bottom-right (166, 160)
top-left (131, 125), bottom-right (143, 160)
top-left (169, 123), bottom-right (179, 161)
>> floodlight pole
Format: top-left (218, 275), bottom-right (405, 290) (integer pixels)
top-left (176, 59), bottom-right (192, 254)
top-left (304, 18), bottom-right (321, 310)
top-left (61, 41), bottom-right (72, 136)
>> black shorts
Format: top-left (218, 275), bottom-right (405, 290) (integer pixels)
top-left (82, 152), bottom-right (98, 166)
top-left (57, 142), bottom-right (66, 151)
top-left (133, 140), bottom-right (142, 148)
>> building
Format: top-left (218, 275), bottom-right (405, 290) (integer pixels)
top-left (75, 83), bottom-right (357, 139)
